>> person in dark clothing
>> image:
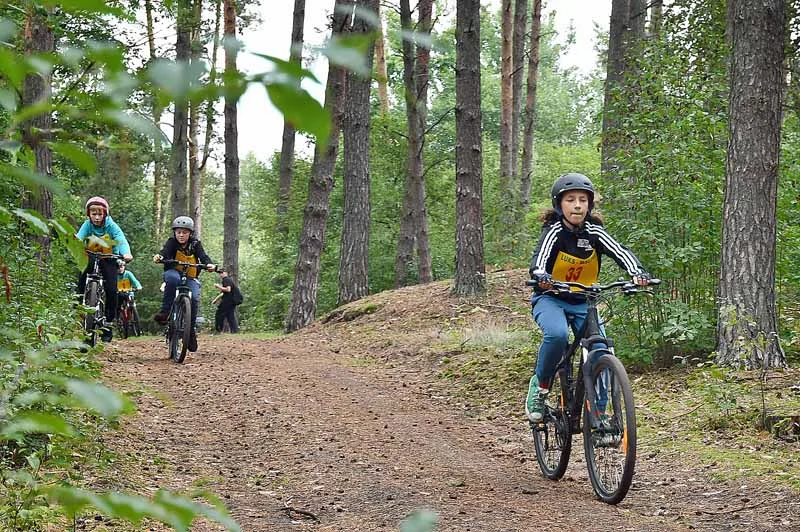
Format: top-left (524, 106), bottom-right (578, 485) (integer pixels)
top-left (212, 269), bottom-right (239, 333)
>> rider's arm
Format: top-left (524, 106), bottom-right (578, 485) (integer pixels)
top-left (194, 241), bottom-right (215, 271)
top-left (106, 217), bottom-right (132, 258)
top-left (75, 219), bottom-right (92, 242)
top-left (130, 272), bottom-right (143, 290)
top-left (529, 223), bottom-right (561, 282)
top-left (155, 238), bottom-right (177, 265)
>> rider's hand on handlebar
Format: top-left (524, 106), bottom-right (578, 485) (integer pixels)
top-left (153, 254), bottom-right (163, 264)
top-left (122, 253), bottom-right (133, 262)
top-left (632, 272), bottom-right (651, 286)
top-left (532, 270), bottom-right (554, 290)
top-left (206, 263), bottom-right (217, 272)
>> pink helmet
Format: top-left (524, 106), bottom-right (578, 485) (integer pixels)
top-left (85, 196), bottom-right (109, 215)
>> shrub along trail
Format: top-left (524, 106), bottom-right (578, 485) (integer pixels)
top-left (96, 274), bottom-right (798, 531)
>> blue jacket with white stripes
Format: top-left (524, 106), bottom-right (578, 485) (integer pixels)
top-left (528, 216), bottom-right (647, 298)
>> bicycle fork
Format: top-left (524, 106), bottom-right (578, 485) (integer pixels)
top-left (580, 336), bottom-right (614, 431)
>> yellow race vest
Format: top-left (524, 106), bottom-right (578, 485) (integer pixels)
top-left (175, 249), bottom-right (200, 278)
top-left (551, 250), bottom-right (599, 288)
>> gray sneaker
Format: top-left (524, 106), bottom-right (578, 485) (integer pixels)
top-left (525, 375), bottom-right (549, 422)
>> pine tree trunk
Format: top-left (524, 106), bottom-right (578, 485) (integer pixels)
top-left (223, 0), bottom-right (240, 281)
top-left (338, 0), bottom-right (377, 306)
top-left (716, 0), bottom-right (786, 369)
top-left (519, 0), bottom-right (541, 214)
top-left (145, 0), bottom-right (166, 240)
top-left (511, 0), bottom-right (527, 184)
top-left (21, 6), bottom-right (54, 260)
top-left (200, 0), bottom-right (222, 173)
top-left (374, 4), bottom-right (389, 116)
top-left (189, 0), bottom-right (203, 238)
top-left (499, 0), bottom-right (514, 219)
top-left (600, 0), bottom-right (630, 179)
top-left (170, 0), bottom-right (192, 219)
top-left (413, 0), bottom-right (433, 284)
top-left (285, 0), bottom-right (349, 332)
top-left (276, 0), bottom-right (306, 241)
top-left (453, 0), bottom-right (485, 296)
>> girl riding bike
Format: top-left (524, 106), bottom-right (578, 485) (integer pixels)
top-left (526, 174), bottom-right (653, 422)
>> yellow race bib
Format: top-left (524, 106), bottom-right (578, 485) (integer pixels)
top-left (551, 250), bottom-right (599, 288)
top-left (117, 277), bottom-right (132, 291)
top-left (175, 249), bottom-right (199, 278)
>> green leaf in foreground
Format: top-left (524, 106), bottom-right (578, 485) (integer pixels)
top-left (2, 411), bottom-right (74, 438)
top-left (266, 82), bottom-right (329, 149)
top-left (65, 379), bottom-right (134, 418)
top-left (401, 509), bottom-right (438, 532)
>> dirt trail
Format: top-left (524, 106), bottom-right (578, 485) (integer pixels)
top-left (98, 276), bottom-right (798, 532)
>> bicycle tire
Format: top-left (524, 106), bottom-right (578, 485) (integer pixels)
top-left (83, 282), bottom-right (100, 347)
top-left (118, 305), bottom-right (129, 339)
top-left (532, 369), bottom-right (572, 480)
top-left (582, 353), bottom-right (637, 504)
top-left (172, 296), bottom-right (192, 363)
top-left (132, 306), bottom-right (142, 336)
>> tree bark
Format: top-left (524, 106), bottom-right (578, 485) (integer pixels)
top-left (600, 0), bottom-right (630, 178)
top-left (200, 0), bottom-right (222, 173)
top-left (499, 0), bottom-right (514, 219)
top-left (453, 0), bottom-right (485, 297)
top-left (170, 0), bottom-right (192, 219)
top-left (716, 0), bottom-right (786, 369)
top-left (413, 0), bottom-right (433, 284)
top-left (188, 0), bottom-right (203, 238)
top-left (338, 0), bottom-right (377, 306)
top-left (223, 0), bottom-right (240, 282)
top-left (276, 0), bottom-right (306, 241)
top-left (285, 0), bottom-right (349, 332)
top-left (374, 4), bottom-right (389, 116)
top-left (519, 0), bottom-right (541, 214)
top-left (145, 0), bottom-right (166, 240)
top-left (511, 0), bottom-right (527, 183)
top-left (21, 6), bottom-right (54, 260)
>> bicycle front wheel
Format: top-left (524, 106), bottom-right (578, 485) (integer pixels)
top-left (132, 305), bottom-right (142, 336)
top-left (582, 353), bottom-right (637, 504)
top-left (532, 370), bottom-right (572, 480)
top-left (83, 282), bottom-right (100, 347)
top-left (171, 296), bottom-right (192, 363)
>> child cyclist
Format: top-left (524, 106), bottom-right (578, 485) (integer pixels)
top-left (153, 216), bottom-right (216, 352)
top-left (526, 173), bottom-right (652, 422)
top-left (116, 260), bottom-right (142, 314)
top-left (76, 196), bottom-right (133, 342)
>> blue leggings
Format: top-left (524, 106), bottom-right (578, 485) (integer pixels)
top-left (531, 295), bottom-right (608, 405)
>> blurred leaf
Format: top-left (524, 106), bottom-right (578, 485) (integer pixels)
top-left (0, 162), bottom-right (66, 195)
top-left (66, 380), bottom-right (134, 418)
top-left (266, 83), bottom-right (329, 148)
top-left (147, 59), bottom-right (206, 102)
top-left (12, 209), bottom-right (50, 235)
top-left (49, 142), bottom-right (97, 174)
top-left (320, 34), bottom-right (374, 77)
top-left (68, 236), bottom-right (88, 271)
top-left (400, 29), bottom-right (434, 51)
top-left (2, 411), bottom-right (74, 438)
top-left (50, 218), bottom-right (75, 238)
top-left (105, 110), bottom-right (164, 142)
top-left (0, 87), bottom-right (17, 112)
top-left (400, 509), bottom-right (438, 532)
top-left (42, 0), bottom-right (124, 16)
top-left (250, 53), bottom-right (319, 84)
top-left (0, 48), bottom-right (25, 87)
top-left (0, 17), bottom-right (15, 42)
top-left (335, 4), bottom-right (380, 29)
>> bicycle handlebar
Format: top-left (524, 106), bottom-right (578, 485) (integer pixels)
top-left (159, 259), bottom-right (219, 272)
top-left (86, 251), bottom-right (128, 262)
top-left (526, 277), bottom-right (662, 294)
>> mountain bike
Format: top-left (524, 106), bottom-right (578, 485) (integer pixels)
top-left (526, 277), bottom-right (660, 504)
top-left (116, 291), bottom-right (141, 339)
top-left (81, 251), bottom-right (124, 346)
top-left (160, 260), bottom-right (216, 363)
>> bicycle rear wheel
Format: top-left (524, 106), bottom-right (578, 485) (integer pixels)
top-left (118, 305), bottom-right (130, 339)
top-left (131, 305), bottom-right (142, 336)
top-left (170, 296), bottom-right (192, 363)
top-left (532, 370), bottom-right (572, 480)
top-left (583, 353), bottom-right (637, 504)
top-left (83, 282), bottom-right (100, 347)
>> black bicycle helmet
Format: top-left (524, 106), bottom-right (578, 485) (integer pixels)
top-left (551, 173), bottom-right (595, 213)
top-left (171, 215), bottom-right (195, 232)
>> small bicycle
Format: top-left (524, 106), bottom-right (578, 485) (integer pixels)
top-left (116, 291), bottom-right (142, 339)
top-left (159, 259), bottom-right (216, 363)
top-left (526, 277), bottom-right (659, 504)
top-left (81, 251), bottom-right (125, 346)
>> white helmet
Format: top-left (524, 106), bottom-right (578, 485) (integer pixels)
top-left (171, 216), bottom-right (195, 232)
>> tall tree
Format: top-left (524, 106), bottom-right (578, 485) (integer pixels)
top-left (21, 4), bottom-right (54, 259)
top-left (498, 0), bottom-right (514, 218)
top-left (145, 0), bottom-right (167, 239)
top-left (170, 0), bottom-right (192, 218)
top-left (600, 0), bottom-right (630, 178)
top-left (338, 0), bottom-right (378, 305)
top-left (275, 0), bottom-right (306, 240)
top-left (518, 0), bottom-right (541, 213)
top-left (188, 0), bottom-right (203, 237)
top-left (453, 0), bottom-right (485, 296)
top-left (716, 0), bottom-right (786, 368)
top-left (285, 0), bottom-right (349, 331)
top-left (394, 0), bottom-right (433, 288)
top-left (223, 0), bottom-right (240, 281)
top-left (374, 4), bottom-right (389, 115)
top-left (511, 0), bottom-right (527, 180)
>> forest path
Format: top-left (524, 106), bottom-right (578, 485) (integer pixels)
top-left (97, 274), bottom-right (798, 531)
